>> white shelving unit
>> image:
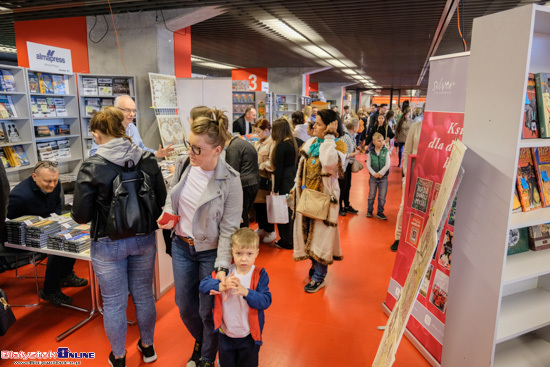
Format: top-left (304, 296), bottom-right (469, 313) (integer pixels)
top-left (442, 5), bottom-right (550, 366)
top-left (76, 73), bottom-right (136, 158)
top-left (275, 93), bottom-right (298, 119)
top-left (0, 64), bottom-right (35, 182)
top-left (27, 69), bottom-right (82, 178)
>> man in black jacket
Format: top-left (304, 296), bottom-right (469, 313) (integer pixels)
top-left (7, 161), bottom-right (87, 306)
top-left (232, 107), bottom-right (256, 135)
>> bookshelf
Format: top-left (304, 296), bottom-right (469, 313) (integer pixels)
top-left (442, 5), bottom-right (550, 366)
top-left (275, 94), bottom-right (298, 119)
top-left (76, 74), bottom-right (137, 157)
top-left (0, 64), bottom-right (35, 181)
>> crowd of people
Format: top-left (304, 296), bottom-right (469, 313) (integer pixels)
top-left (0, 99), bottom-right (424, 367)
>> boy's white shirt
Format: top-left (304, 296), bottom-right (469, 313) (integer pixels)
top-left (366, 148), bottom-right (391, 176)
top-left (221, 264), bottom-right (255, 338)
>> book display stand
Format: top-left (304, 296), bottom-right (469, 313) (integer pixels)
top-left (443, 5), bottom-right (550, 366)
top-left (275, 93), bottom-right (298, 119)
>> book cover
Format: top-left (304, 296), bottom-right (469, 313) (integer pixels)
top-left (101, 98), bottom-right (113, 110)
top-left (528, 224), bottom-right (550, 251)
top-left (35, 97), bottom-right (50, 117)
top-left (57, 139), bottom-right (70, 149)
top-left (523, 73), bottom-right (539, 138)
top-left (41, 73), bottom-right (54, 94)
top-left (0, 150), bottom-right (10, 168)
top-left (37, 72), bottom-right (46, 94)
top-left (507, 228), bottom-right (530, 255)
top-left (45, 98), bottom-right (57, 117)
top-left (517, 147), bottom-right (543, 211)
top-left (85, 98), bottom-right (101, 116)
top-left (52, 75), bottom-right (66, 95)
top-left (112, 78), bottom-right (130, 95)
top-left (419, 264), bottom-right (433, 298)
top-left (535, 73), bottom-right (550, 138)
top-left (13, 145), bottom-right (30, 166)
top-left (1, 70), bottom-right (16, 92)
top-left (405, 212), bottom-right (425, 248)
top-left (53, 98), bottom-right (67, 116)
top-left (438, 230), bottom-right (453, 270)
top-left (63, 75), bottom-right (70, 94)
top-left (0, 122), bottom-right (7, 143)
top-left (3, 146), bottom-right (20, 167)
top-left (4, 122), bottom-right (21, 142)
top-left (532, 147), bottom-right (550, 207)
top-left (35, 125), bottom-right (53, 137)
top-left (429, 270), bottom-right (449, 313)
top-left (82, 77), bottom-right (98, 95)
top-left (58, 124), bottom-right (70, 135)
top-left (28, 72), bottom-right (39, 93)
top-left (98, 78), bottom-right (113, 96)
top-left (29, 96), bottom-right (39, 117)
top-left (0, 95), bottom-right (17, 118)
top-left (412, 177), bottom-right (433, 213)
top-left (513, 188), bottom-right (522, 213)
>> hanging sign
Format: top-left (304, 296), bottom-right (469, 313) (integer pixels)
top-left (27, 42), bottom-right (73, 74)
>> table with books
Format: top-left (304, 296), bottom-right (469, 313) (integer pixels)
top-left (3, 214), bottom-right (100, 341)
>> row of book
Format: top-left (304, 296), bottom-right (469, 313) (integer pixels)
top-left (84, 97), bottom-right (113, 117)
top-left (28, 72), bottom-right (69, 95)
top-left (30, 96), bottom-right (68, 118)
top-left (0, 95), bottom-right (17, 119)
top-left (0, 145), bottom-right (30, 168)
top-left (515, 147), bottom-right (550, 211)
top-left (37, 140), bottom-right (71, 161)
top-left (0, 69), bottom-right (16, 92)
top-left (508, 225), bottom-right (550, 255)
top-left (522, 73), bottom-right (550, 139)
top-left (0, 122), bottom-right (21, 143)
top-left (82, 77), bottom-right (130, 96)
top-left (35, 124), bottom-right (70, 138)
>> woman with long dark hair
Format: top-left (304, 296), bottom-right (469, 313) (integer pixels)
top-left (395, 107), bottom-right (412, 167)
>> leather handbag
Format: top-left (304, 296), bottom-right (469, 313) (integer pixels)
top-left (296, 159), bottom-right (331, 221)
top-left (351, 159), bottom-right (364, 173)
top-left (0, 288), bottom-right (16, 336)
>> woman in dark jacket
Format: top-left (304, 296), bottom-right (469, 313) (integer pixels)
top-left (71, 107), bottom-right (167, 367)
top-left (366, 113), bottom-right (395, 146)
top-left (271, 118), bottom-right (299, 249)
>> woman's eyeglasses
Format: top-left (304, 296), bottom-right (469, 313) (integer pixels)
top-left (183, 140), bottom-right (202, 155)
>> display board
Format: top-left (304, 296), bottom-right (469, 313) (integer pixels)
top-left (382, 52), bottom-right (469, 364)
top-left (149, 72), bottom-right (178, 109)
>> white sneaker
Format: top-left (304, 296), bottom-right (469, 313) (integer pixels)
top-left (262, 232), bottom-right (277, 243)
top-left (255, 228), bottom-right (267, 237)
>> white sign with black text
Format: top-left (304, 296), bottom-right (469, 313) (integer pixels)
top-left (27, 42), bottom-right (73, 74)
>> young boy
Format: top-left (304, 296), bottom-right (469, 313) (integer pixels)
top-left (366, 132), bottom-right (391, 220)
top-left (199, 228), bottom-right (272, 367)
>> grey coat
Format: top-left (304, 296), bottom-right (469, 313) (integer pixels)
top-left (163, 153), bottom-right (243, 268)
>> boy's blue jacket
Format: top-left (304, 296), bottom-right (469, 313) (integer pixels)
top-left (199, 267), bottom-right (272, 345)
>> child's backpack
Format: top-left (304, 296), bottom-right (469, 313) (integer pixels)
top-left (100, 157), bottom-right (161, 240)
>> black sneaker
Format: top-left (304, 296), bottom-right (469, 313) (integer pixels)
top-left (198, 360), bottom-right (215, 367)
top-left (339, 208), bottom-right (347, 216)
top-left (377, 213), bottom-right (387, 220)
top-left (187, 341), bottom-right (202, 367)
top-left (59, 272), bottom-right (88, 288)
top-left (344, 206), bottom-right (359, 214)
top-left (137, 339), bottom-right (157, 363)
top-left (39, 289), bottom-right (72, 306)
top-left (366, 212), bottom-right (373, 218)
top-left (304, 280), bottom-right (326, 293)
top-left (108, 351), bottom-right (126, 367)
top-left (390, 240), bottom-right (399, 252)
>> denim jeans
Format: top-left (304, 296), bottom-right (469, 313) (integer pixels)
top-left (311, 258), bottom-right (328, 283)
top-left (171, 236), bottom-right (218, 362)
top-left (398, 142), bottom-right (405, 166)
top-left (91, 231), bottom-right (157, 357)
top-left (368, 175), bottom-right (389, 214)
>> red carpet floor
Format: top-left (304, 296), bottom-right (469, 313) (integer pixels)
top-left (0, 151), bottom-right (430, 366)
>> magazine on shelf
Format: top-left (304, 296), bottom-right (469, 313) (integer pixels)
top-left (53, 98), bottom-right (68, 116)
top-left (35, 125), bottom-right (53, 137)
top-left (36, 141), bottom-right (55, 161)
top-left (112, 78), bottom-right (130, 95)
top-left (28, 72), bottom-right (39, 93)
top-left (516, 147), bottom-right (543, 211)
top-left (39, 73), bottom-right (54, 94)
top-left (3, 146), bottom-right (20, 167)
top-left (3, 122), bottom-right (21, 142)
top-left (1, 70), bottom-right (16, 92)
top-left (29, 96), bottom-right (39, 117)
top-left (0, 150), bottom-right (9, 168)
top-left (12, 145), bottom-right (29, 166)
top-left (46, 98), bottom-right (57, 116)
top-left (98, 78), bottom-right (113, 96)
top-left (535, 73), bottom-right (550, 138)
top-left (52, 75), bottom-right (67, 95)
top-left (0, 122), bottom-right (6, 143)
top-left (532, 146), bottom-right (550, 207)
top-left (0, 95), bottom-right (17, 118)
top-left (82, 77), bottom-right (98, 95)
top-left (85, 98), bottom-right (101, 116)
top-left (507, 228), bottom-right (530, 255)
top-left (35, 97), bottom-right (50, 117)
top-left (528, 224), bottom-right (550, 251)
top-left (101, 98), bottom-right (113, 110)
top-left (58, 124), bottom-right (70, 135)
top-left (523, 73), bottom-right (539, 138)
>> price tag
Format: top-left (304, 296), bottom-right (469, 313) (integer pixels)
top-left (521, 178), bottom-right (529, 189)
top-left (542, 171), bottom-right (550, 182)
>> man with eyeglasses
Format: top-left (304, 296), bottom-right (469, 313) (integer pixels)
top-left (7, 161), bottom-right (88, 306)
top-left (89, 95), bottom-right (175, 157)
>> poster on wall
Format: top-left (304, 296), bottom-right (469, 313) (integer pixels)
top-left (149, 73), bottom-right (178, 108)
top-left (383, 52), bottom-right (469, 364)
top-left (27, 42), bottom-right (73, 74)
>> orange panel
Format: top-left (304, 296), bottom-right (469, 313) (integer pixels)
top-left (174, 27), bottom-right (192, 78)
top-left (232, 68), bottom-right (267, 91)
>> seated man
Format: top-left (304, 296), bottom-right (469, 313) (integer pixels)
top-left (7, 161), bottom-right (88, 306)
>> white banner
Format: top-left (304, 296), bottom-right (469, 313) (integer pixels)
top-left (27, 42), bottom-right (73, 74)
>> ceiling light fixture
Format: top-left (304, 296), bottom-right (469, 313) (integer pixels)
top-left (259, 19), bottom-right (308, 43)
top-left (0, 44), bottom-right (16, 54)
top-left (342, 69), bottom-right (357, 75)
top-left (191, 55), bottom-right (240, 70)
